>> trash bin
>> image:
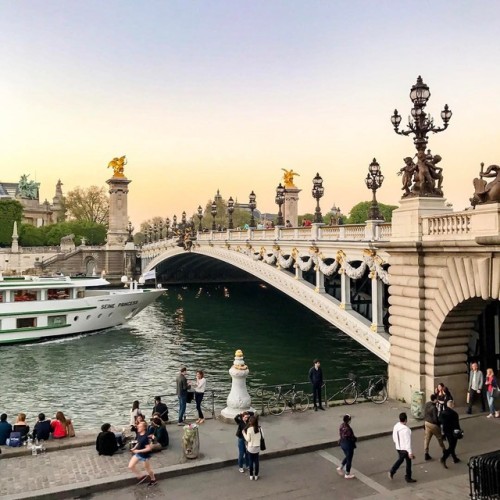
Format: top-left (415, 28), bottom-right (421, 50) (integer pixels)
top-left (410, 390), bottom-right (425, 420)
top-left (182, 423), bottom-right (199, 459)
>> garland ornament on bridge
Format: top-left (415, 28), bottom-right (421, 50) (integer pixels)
top-left (391, 76), bottom-right (452, 198)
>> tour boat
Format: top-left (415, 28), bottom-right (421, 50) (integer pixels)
top-left (0, 275), bottom-right (165, 345)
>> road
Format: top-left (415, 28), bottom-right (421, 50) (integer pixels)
top-left (91, 416), bottom-right (500, 500)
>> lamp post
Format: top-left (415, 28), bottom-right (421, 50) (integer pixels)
top-left (365, 158), bottom-right (385, 220)
top-left (275, 183), bottom-right (285, 226)
top-left (153, 223), bottom-right (158, 242)
top-left (227, 196), bottom-right (235, 229)
top-left (391, 76), bottom-right (452, 197)
top-left (158, 220), bottom-right (163, 240)
top-left (312, 173), bottom-right (324, 223)
top-left (172, 215), bottom-right (177, 233)
top-left (248, 191), bottom-right (256, 228)
top-left (165, 217), bottom-right (170, 239)
top-left (197, 205), bottom-right (203, 232)
top-left (211, 200), bottom-right (217, 230)
top-left (146, 225), bottom-right (152, 243)
top-left (127, 221), bottom-right (134, 243)
top-left (182, 211), bottom-right (187, 226)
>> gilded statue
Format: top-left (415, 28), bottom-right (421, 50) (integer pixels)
top-left (281, 168), bottom-right (300, 188)
top-left (107, 156), bottom-right (127, 177)
top-left (471, 163), bottom-right (500, 207)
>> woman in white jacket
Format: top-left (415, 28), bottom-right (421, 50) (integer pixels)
top-left (243, 415), bottom-right (262, 480)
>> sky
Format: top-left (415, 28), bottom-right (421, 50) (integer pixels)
top-left (1, 0), bottom-right (500, 227)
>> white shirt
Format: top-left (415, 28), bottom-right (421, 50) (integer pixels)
top-left (392, 422), bottom-right (412, 454)
top-left (195, 377), bottom-right (206, 393)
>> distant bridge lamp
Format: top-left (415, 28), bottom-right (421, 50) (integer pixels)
top-left (365, 158), bottom-right (385, 221)
top-left (165, 217), bottom-right (170, 239)
top-left (158, 220), bottom-right (163, 240)
top-left (197, 205), bottom-right (203, 232)
top-left (227, 196), bottom-right (235, 230)
top-left (248, 191), bottom-right (257, 228)
top-left (172, 215), bottom-right (178, 231)
top-left (275, 183), bottom-right (285, 226)
top-left (182, 211), bottom-right (187, 226)
top-left (153, 223), bottom-right (158, 242)
top-left (312, 173), bottom-right (324, 223)
top-left (211, 200), bottom-right (217, 230)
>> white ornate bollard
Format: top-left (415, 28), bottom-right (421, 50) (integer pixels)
top-left (220, 349), bottom-right (255, 422)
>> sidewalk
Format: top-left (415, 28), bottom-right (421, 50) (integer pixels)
top-left (0, 401), bottom-right (491, 499)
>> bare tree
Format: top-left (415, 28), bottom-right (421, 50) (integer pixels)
top-left (64, 186), bottom-right (109, 225)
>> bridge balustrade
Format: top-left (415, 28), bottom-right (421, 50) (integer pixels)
top-left (422, 211), bottom-right (472, 240)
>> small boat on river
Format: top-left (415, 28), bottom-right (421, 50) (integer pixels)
top-left (0, 275), bottom-right (164, 345)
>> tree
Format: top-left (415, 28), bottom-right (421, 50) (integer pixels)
top-left (19, 224), bottom-right (45, 246)
top-left (346, 201), bottom-right (398, 224)
top-left (64, 186), bottom-right (109, 225)
top-left (18, 221), bottom-right (107, 246)
top-left (0, 199), bottom-right (23, 246)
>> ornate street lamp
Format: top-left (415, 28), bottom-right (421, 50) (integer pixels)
top-left (158, 219), bottom-right (163, 240)
top-left (197, 205), bottom-right (203, 232)
top-left (147, 225), bottom-right (152, 243)
top-left (275, 183), bottom-right (285, 226)
top-left (365, 158), bottom-right (385, 220)
top-left (153, 223), bottom-right (158, 241)
top-left (227, 196), bottom-right (235, 229)
top-left (182, 211), bottom-right (187, 225)
top-left (312, 173), bottom-right (324, 223)
top-left (172, 215), bottom-right (178, 232)
top-left (126, 221), bottom-right (134, 242)
top-left (391, 76), bottom-right (452, 197)
top-left (210, 200), bottom-right (217, 230)
top-left (165, 217), bottom-right (170, 239)
top-left (248, 191), bottom-right (257, 228)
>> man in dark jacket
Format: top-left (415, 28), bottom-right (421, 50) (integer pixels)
top-left (176, 367), bottom-right (191, 425)
top-left (309, 359), bottom-right (324, 411)
top-left (423, 394), bottom-right (444, 460)
top-left (439, 400), bottom-right (461, 468)
top-left (33, 413), bottom-right (51, 441)
top-left (152, 397), bottom-right (169, 423)
top-left (96, 423), bottom-right (119, 456)
top-left (0, 414), bottom-right (12, 445)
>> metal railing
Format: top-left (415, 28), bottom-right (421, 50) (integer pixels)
top-left (151, 389), bottom-right (221, 421)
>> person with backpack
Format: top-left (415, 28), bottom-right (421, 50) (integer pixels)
top-left (0, 414), bottom-right (12, 445)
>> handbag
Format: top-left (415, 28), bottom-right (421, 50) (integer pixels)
top-left (259, 427), bottom-right (266, 451)
top-left (453, 429), bottom-right (464, 440)
top-left (492, 386), bottom-right (500, 399)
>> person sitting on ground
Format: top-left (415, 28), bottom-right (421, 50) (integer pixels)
top-left (130, 400), bottom-right (144, 432)
top-left (148, 417), bottom-right (169, 450)
top-left (96, 423), bottom-right (120, 456)
top-left (51, 411), bottom-right (68, 439)
top-left (152, 397), bottom-right (169, 423)
top-left (33, 413), bottom-right (51, 441)
top-left (13, 413), bottom-right (30, 442)
top-left (0, 413), bottom-right (12, 445)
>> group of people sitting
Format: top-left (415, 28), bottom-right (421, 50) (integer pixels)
top-left (95, 397), bottom-right (170, 457)
top-left (0, 411), bottom-right (75, 446)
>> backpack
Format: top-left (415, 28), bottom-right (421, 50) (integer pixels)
top-left (7, 432), bottom-right (22, 447)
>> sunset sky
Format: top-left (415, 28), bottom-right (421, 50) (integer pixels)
top-left (1, 1), bottom-right (500, 227)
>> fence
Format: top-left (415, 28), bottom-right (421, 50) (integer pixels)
top-left (469, 450), bottom-right (500, 499)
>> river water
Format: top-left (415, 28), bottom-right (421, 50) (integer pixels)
top-left (0, 283), bottom-right (385, 429)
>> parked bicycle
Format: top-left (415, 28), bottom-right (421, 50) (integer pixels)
top-left (326, 374), bottom-right (388, 405)
top-left (268, 384), bottom-right (310, 415)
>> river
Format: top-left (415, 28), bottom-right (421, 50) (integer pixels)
top-left (0, 283), bottom-right (385, 429)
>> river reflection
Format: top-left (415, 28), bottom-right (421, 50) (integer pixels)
top-left (0, 283), bottom-right (385, 429)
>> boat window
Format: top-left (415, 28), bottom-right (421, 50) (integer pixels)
top-left (14, 290), bottom-right (38, 302)
top-left (77, 290), bottom-right (85, 298)
top-left (17, 317), bottom-right (37, 328)
top-left (0, 291), bottom-right (3, 303)
top-left (47, 288), bottom-right (70, 300)
top-left (48, 315), bottom-right (66, 327)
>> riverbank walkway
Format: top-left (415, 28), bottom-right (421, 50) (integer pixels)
top-left (0, 401), bottom-right (497, 499)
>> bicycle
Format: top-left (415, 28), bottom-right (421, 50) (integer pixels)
top-left (344, 374), bottom-right (388, 405)
top-left (267, 385), bottom-right (310, 415)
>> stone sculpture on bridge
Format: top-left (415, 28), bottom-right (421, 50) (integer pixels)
top-left (470, 163), bottom-right (500, 207)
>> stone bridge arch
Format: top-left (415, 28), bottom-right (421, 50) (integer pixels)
top-left (388, 247), bottom-right (500, 404)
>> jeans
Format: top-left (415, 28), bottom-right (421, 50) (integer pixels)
top-left (248, 451), bottom-right (260, 476)
top-left (312, 384), bottom-right (322, 408)
top-left (195, 392), bottom-right (204, 419)
top-left (237, 437), bottom-right (249, 468)
top-left (340, 441), bottom-right (355, 474)
top-left (178, 395), bottom-right (187, 423)
top-left (486, 392), bottom-right (496, 414)
top-left (390, 450), bottom-right (412, 480)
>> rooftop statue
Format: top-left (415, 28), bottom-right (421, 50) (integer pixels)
top-left (107, 155), bottom-right (127, 177)
top-left (470, 163), bottom-right (500, 207)
top-left (17, 174), bottom-right (40, 199)
top-left (281, 168), bottom-right (300, 189)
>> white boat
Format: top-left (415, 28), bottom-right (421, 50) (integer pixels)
top-left (0, 275), bottom-right (164, 345)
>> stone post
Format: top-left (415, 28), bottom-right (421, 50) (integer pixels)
top-left (106, 175), bottom-right (131, 249)
top-left (220, 349), bottom-right (255, 422)
top-left (284, 188), bottom-right (301, 227)
top-left (340, 268), bottom-right (352, 310)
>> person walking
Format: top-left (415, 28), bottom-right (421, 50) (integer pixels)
top-left (128, 421), bottom-right (157, 486)
top-left (485, 368), bottom-right (499, 418)
top-left (467, 362), bottom-right (486, 414)
top-left (440, 400), bottom-right (462, 468)
top-left (388, 412), bottom-right (416, 483)
top-left (234, 411), bottom-right (253, 473)
top-left (423, 394), bottom-right (445, 461)
top-left (194, 370), bottom-right (206, 424)
top-left (176, 367), bottom-right (190, 426)
top-left (243, 415), bottom-right (262, 481)
top-left (337, 414), bottom-right (357, 479)
top-left (309, 359), bottom-right (324, 411)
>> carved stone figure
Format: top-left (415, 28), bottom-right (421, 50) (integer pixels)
top-left (398, 150), bottom-right (443, 197)
top-left (281, 168), bottom-right (300, 188)
top-left (107, 156), bottom-right (127, 177)
top-left (17, 174), bottom-right (40, 199)
top-left (470, 163), bottom-right (500, 207)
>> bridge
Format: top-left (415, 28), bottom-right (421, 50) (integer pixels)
top-left (141, 199), bottom-right (500, 405)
